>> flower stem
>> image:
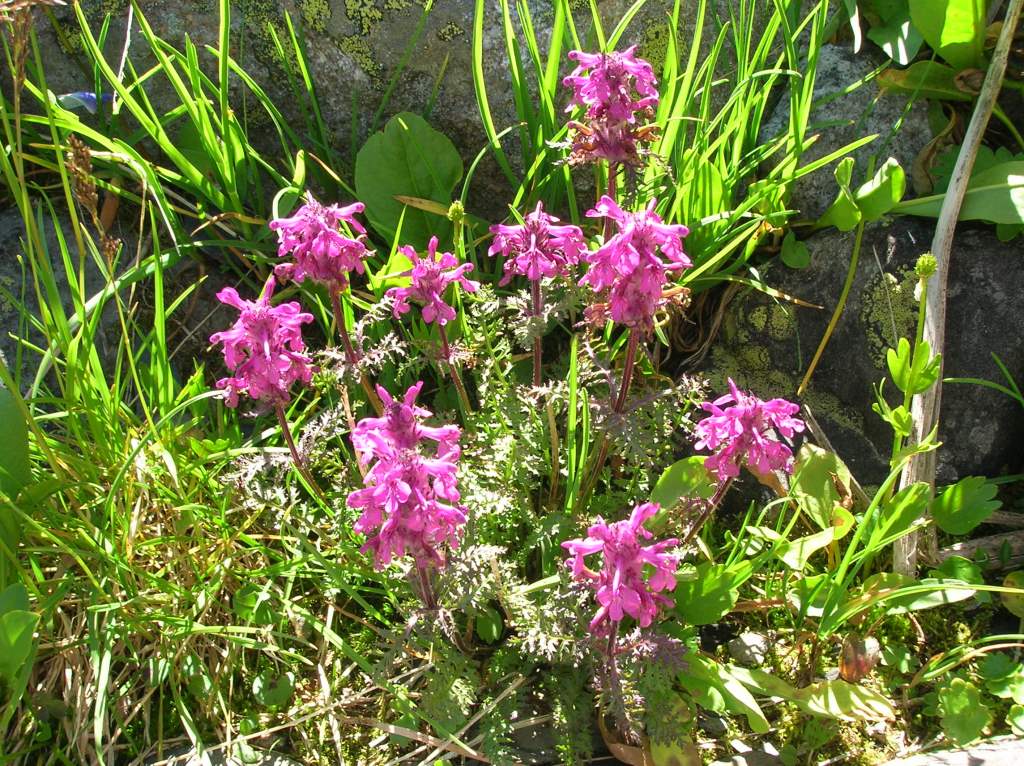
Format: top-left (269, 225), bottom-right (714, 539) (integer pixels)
top-left (417, 565), bottom-right (438, 610)
top-left (438, 324), bottom-right (473, 415)
top-left (330, 289), bottom-right (383, 416)
top-left (681, 476), bottom-right (733, 546)
top-left (275, 405), bottom-right (326, 501)
top-left (602, 163), bottom-right (618, 242)
top-left (577, 328), bottom-right (641, 512)
top-left (531, 280), bottom-right (543, 388)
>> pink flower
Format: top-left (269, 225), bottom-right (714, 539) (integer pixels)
top-left (209, 276), bottom-right (314, 408)
top-left (564, 47), bottom-right (658, 124)
top-left (347, 382), bottom-right (467, 570)
top-left (563, 503), bottom-right (679, 634)
top-left (269, 194), bottom-right (370, 293)
top-left (579, 197), bottom-right (690, 330)
top-left (562, 47), bottom-right (660, 166)
top-left (693, 378), bottom-right (805, 480)
top-left (488, 202), bottom-right (587, 285)
top-left (387, 236), bottom-right (479, 326)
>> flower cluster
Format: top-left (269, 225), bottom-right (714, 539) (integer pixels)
top-left (562, 502), bottom-right (679, 634)
top-left (488, 202), bottom-right (586, 285)
top-left (269, 194), bottom-right (370, 293)
top-left (563, 47), bottom-right (660, 166)
top-left (693, 378), bottom-right (805, 480)
top-left (388, 236), bottom-right (480, 326)
top-left (580, 197), bottom-right (690, 331)
top-left (209, 276), bottom-right (314, 409)
top-left (347, 382), bottom-right (467, 570)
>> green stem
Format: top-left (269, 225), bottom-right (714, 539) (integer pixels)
top-left (438, 324), bottom-right (473, 415)
top-left (275, 405), bottom-right (326, 501)
top-left (330, 288), bottom-right (383, 415)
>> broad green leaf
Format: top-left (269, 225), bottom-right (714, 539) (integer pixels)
top-left (794, 679), bottom-right (896, 721)
top-left (791, 444), bottom-right (855, 530)
top-left (233, 585), bottom-right (277, 626)
top-left (884, 578), bottom-right (977, 613)
top-left (932, 476), bottom-right (1001, 535)
top-left (0, 387), bottom-right (31, 501)
top-left (1008, 704), bottom-right (1024, 736)
top-left (355, 112), bottom-right (463, 246)
top-left (872, 482), bottom-right (930, 545)
top-left (651, 456), bottom-right (716, 509)
top-left (895, 161), bottom-right (1024, 224)
top-left (0, 583), bottom-right (30, 614)
top-left (909, 0), bottom-right (986, 70)
top-left (252, 668), bottom-right (295, 708)
top-left (938, 678), bottom-right (991, 745)
top-left (887, 338), bottom-right (941, 395)
top-left (673, 562), bottom-right (746, 625)
top-left (0, 609), bottom-right (38, 681)
top-left (984, 661), bottom-right (1024, 704)
top-left (775, 527), bottom-right (836, 571)
top-left (475, 607), bottom-right (503, 644)
top-left (787, 573), bottom-right (832, 617)
top-left (855, 157), bottom-right (906, 221)
top-left (818, 157), bottom-right (861, 231)
top-left (978, 652), bottom-right (1016, 681)
top-left (680, 657), bottom-right (770, 733)
top-left (930, 556), bottom-right (988, 602)
top-left (878, 61), bottom-right (974, 101)
top-left (1002, 571), bottom-right (1024, 619)
top-left (866, 16), bottom-right (923, 65)
top-left (880, 643), bottom-right (917, 673)
top-left (780, 231), bottom-right (811, 269)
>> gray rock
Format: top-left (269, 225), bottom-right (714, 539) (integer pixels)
top-left (883, 736), bottom-right (1024, 766)
top-left (727, 632), bottom-right (770, 666)
top-left (761, 43), bottom-right (931, 220)
top-left (702, 218), bottom-right (1024, 487)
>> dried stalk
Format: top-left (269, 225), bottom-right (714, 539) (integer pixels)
top-left (894, 0), bottom-right (1024, 575)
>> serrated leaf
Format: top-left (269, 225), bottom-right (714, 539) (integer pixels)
top-left (932, 477), bottom-right (1001, 535)
top-left (938, 678), bottom-right (991, 745)
top-left (887, 338), bottom-right (941, 395)
top-left (855, 157), bottom-right (906, 221)
top-left (475, 607), bottom-right (502, 644)
top-left (354, 112), bottom-right (462, 246)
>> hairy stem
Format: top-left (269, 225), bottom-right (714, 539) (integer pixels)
top-left (330, 289), bottom-right (383, 415)
top-left (681, 476), bottom-right (733, 546)
top-left (275, 405), bottom-right (326, 501)
top-left (439, 324), bottom-right (473, 415)
top-left (602, 163), bottom-right (618, 242)
top-left (531, 279), bottom-right (543, 388)
top-left (417, 565), bottom-right (438, 610)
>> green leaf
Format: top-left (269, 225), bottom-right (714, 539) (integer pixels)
top-left (880, 643), bottom-right (917, 673)
top-left (985, 666), bottom-right (1024, 704)
top-left (1001, 571), bottom-right (1024, 619)
top-left (673, 562), bottom-right (747, 625)
top-left (791, 444), bottom-right (855, 530)
top-left (872, 482), bottom-right (930, 545)
top-left (651, 457), bottom-right (716, 509)
top-left (0, 386), bottom-right (31, 501)
top-left (929, 556), bottom-right (989, 602)
top-left (1008, 704), bottom-right (1024, 736)
top-left (878, 61), bottom-right (974, 101)
top-left (793, 679), bottom-right (896, 722)
top-left (908, 0), bottom-right (986, 70)
top-left (0, 583), bottom-right (30, 614)
top-left (866, 13), bottom-right (924, 65)
top-left (233, 585), bottom-right (277, 626)
top-left (855, 157), bottom-right (906, 221)
top-left (872, 382), bottom-right (913, 437)
top-left (680, 657), bottom-right (770, 733)
top-left (775, 528), bottom-right (837, 571)
top-left (932, 477), bottom-right (1001, 535)
top-left (252, 668), bottom-right (295, 709)
top-left (895, 161), bottom-right (1024, 224)
top-left (355, 112), bottom-right (463, 246)
top-left (0, 609), bottom-right (38, 681)
top-left (780, 231), bottom-right (810, 269)
top-left (887, 338), bottom-right (941, 395)
top-left (938, 678), bottom-right (991, 745)
top-left (818, 157), bottom-right (862, 231)
top-left (885, 578), bottom-right (977, 613)
top-left (979, 652), bottom-right (1017, 681)
top-left (475, 607), bottom-right (503, 644)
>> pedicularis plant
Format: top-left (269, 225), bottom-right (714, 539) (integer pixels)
top-left (206, 45), bottom-right (812, 755)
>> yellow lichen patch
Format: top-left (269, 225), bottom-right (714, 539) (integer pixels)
top-left (640, 21), bottom-right (673, 76)
top-left (438, 21), bottom-right (465, 42)
top-left (858, 268), bottom-right (918, 369)
top-left (301, 0), bottom-right (331, 33)
top-left (340, 35), bottom-right (382, 81)
top-left (346, 0), bottom-right (383, 35)
top-left (54, 20), bottom-right (83, 54)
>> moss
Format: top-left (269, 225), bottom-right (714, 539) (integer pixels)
top-left (300, 0), bottom-right (331, 32)
top-left (640, 22), bottom-right (672, 77)
top-left (437, 20), bottom-right (465, 42)
top-left (346, 0), bottom-right (383, 35)
top-left (339, 35), bottom-right (382, 81)
top-left (236, 0), bottom-right (291, 68)
top-left (858, 268), bottom-right (918, 369)
top-left (54, 20), bottom-right (83, 54)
